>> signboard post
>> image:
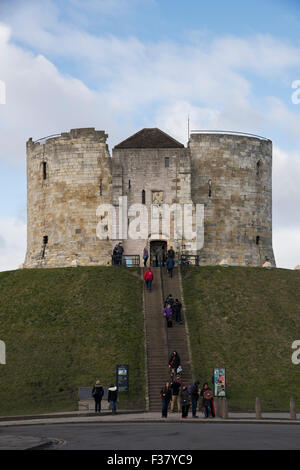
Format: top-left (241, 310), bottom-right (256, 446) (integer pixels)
top-left (213, 368), bottom-right (226, 397)
top-left (116, 364), bottom-right (129, 393)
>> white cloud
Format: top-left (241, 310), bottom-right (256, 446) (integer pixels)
top-left (273, 227), bottom-right (300, 270)
top-left (0, 216), bottom-right (26, 271)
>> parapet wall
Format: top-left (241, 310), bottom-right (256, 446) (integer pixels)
top-left (24, 128), bottom-right (113, 268)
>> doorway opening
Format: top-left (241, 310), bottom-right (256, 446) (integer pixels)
top-left (150, 240), bottom-right (167, 267)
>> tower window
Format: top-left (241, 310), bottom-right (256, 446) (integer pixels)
top-left (42, 162), bottom-right (47, 180)
top-left (99, 179), bottom-right (103, 196)
top-left (256, 236), bottom-right (260, 245)
top-left (128, 180), bottom-right (131, 189)
top-left (142, 190), bottom-right (146, 205)
top-left (208, 179), bottom-right (212, 198)
top-left (165, 157), bottom-right (169, 168)
top-left (256, 160), bottom-right (262, 176)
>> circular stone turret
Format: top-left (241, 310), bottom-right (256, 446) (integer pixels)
top-left (189, 132), bottom-right (276, 267)
top-left (24, 128), bottom-right (112, 268)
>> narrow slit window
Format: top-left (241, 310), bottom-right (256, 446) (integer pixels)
top-left (142, 190), bottom-right (146, 205)
top-left (165, 157), bottom-right (169, 168)
top-left (99, 179), bottom-right (103, 196)
top-left (128, 180), bottom-right (131, 189)
top-left (43, 161), bottom-right (47, 180)
top-left (208, 179), bottom-right (212, 198)
top-left (256, 236), bottom-right (260, 245)
top-left (256, 160), bottom-right (262, 176)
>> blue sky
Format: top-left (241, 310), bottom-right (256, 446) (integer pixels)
top-left (0, 0), bottom-right (300, 270)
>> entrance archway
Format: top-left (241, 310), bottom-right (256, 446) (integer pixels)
top-left (150, 240), bottom-right (167, 267)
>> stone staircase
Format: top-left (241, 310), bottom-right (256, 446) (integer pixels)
top-left (161, 267), bottom-right (193, 388)
top-left (144, 266), bottom-right (193, 411)
top-left (144, 267), bottom-right (169, 411)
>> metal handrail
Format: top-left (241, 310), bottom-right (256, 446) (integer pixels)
top-left (160, 266), bottom-right (172, 383)
top-left (33, 133), bottom-right (61, 144)
top-left (190, 130), bottom-right (270, 141)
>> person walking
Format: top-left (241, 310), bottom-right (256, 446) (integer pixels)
top-left (92, 380), bottom-right (104, 413)
top-left (180, 385), bottom-right (190, 418)
top-left (164, 294), bottom-right (174, 308)
top-left (167, 246), bottom-right (175, 259)
top-left (173, 299), bottom-right (183, 324)
top-left (160, 382), bottom-right (172, 418)
top-left (143, 246), bottom-right (149, 267)
top-left (108, 384), bottom-right (118, 414)
top-left (170, 376), bottom-right (182, 413)
top-left (169, 351), bottom-right (181, 379)
top-left (144, 268), bottom-right (154, 292)
top-left (163, 304), bottom-right (173, 327)
top-left (200, 382), bottom-right (214, 418)
top-left (166, 256), bottom-right (175, 278)
top-left (190, 381), bottom-right (200, 418)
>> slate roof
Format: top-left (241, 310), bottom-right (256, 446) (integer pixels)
top-left (114, 128), bottom-right (184, 149)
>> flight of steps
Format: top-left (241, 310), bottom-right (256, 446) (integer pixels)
top-left (161, 267), bottom-right (193, 388)
top-left (144, 267), bottom-right (169, 411)
top-left (144, 266), bottom-right (194, 411)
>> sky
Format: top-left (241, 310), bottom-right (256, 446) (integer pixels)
top-left (0, 0), bottom-right (300, 270)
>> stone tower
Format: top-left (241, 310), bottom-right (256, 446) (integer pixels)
top-left (24, 128), bottom-right (112, 268)
top-left (189, 132), bottom-right (275, 266)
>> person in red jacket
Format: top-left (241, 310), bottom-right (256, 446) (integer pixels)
top-left (144, 268), bottom-right (154, 292)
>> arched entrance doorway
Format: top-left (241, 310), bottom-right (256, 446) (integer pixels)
top-left (150, 240), bottom-right (167, 267)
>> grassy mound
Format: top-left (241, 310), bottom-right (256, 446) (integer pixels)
top-left (181, 266), bottom-right (300, 412)
top-left (0, 266), bottom-right (144, 416)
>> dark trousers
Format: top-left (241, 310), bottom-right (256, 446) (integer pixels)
top-left (191, 398), bottom-right (198, 416)
top-left (175, 309), bottom-right (182, 322)
top-left (143, 256), bottom-right (148, 267)
top-left (167, 268), bottom-right (173, 278)
top-left (162, 398), bottom-right (170, 417)
top-left (145, 279), bottom-right (152, 291)
top-left (94, 399), bottom-right (102, 413)
top-left (204, 404), bottom-right (212, 417)
top-left (182, 404), bottom-right (190, 418)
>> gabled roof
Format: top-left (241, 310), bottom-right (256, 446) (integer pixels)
top-left (114, 128), bottom-right (184, 149)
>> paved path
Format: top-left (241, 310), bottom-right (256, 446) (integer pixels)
top-left (2, 422), bottom-right (300, 450)
top-left (0, 434), bottom-right (50, 450)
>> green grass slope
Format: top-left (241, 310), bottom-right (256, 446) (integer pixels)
top-left (182, 266), bottom-right (300, 412)
top-left (0, 267), bottom-right (144, 416)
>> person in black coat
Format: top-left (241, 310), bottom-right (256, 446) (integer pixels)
top-left (172, 299), bottom-right (183, 324)
top-left (92, 380), bottom-right (104, 413)
top-left (160, 381), bottom-right (172, 418)
top-left (190, 381), bottom-right (200, 418)
top-left (169, 351), bottom-right (181, 378)
top-left (200, 382), bottom-right (215, 418)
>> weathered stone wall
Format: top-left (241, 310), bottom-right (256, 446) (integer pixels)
top-left (189, 133), bottom-right (276, 266)
top-left (111, 147), bottom-right (193, 259)
top-left (24, 127), bottom-right (276, 269)
top-left (24, 128), bottom-right (112, 268)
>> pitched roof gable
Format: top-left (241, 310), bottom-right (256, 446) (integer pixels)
top-left (114, 128), bottom-right (184, 149)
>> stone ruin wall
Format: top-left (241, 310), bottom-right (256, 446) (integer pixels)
top-left (24, 128), bottom-right (112, 268)
top-left (189, 133), bottom-right (276, 266)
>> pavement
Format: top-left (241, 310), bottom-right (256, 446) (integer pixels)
top-left (0, 411), bottom-right (299, 450)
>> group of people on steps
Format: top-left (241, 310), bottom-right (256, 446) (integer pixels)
top-left (160, 351), bottom-right (215, 419)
